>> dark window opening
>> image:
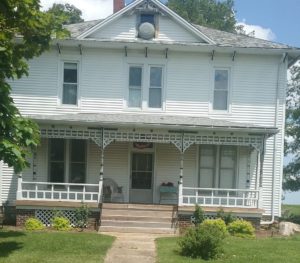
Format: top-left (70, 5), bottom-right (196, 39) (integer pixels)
top-left (140, 14), bottom-right (155, 25)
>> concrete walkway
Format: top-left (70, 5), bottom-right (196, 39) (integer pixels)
top-left (104, 232), bottom-right (170, 263)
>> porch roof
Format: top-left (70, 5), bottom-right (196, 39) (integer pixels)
top-left (29, 113), bottom-right (278, 134)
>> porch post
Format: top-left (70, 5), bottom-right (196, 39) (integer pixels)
top-left (178, 152), bottom-right (184, 206)
top-left (17, 173), bottom-right (23, 200)
top-left (258, 148), bottom-right (264, 209)
top-left (98, 148), bottom-right (104, 204)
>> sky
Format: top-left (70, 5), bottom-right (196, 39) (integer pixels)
top-left (39, 0), bottom-right (300, 204)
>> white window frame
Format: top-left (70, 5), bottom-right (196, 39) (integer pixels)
top-left (198, 145), bottom-right (238, 189)
top-left (58, 58), bottom-right (81, 108)
top-left (125, 58), bottom-right (166, 111)
top-left (209, 66), bottom-right (232, 114)
top-left (48, 139), bottom-right (87, 184)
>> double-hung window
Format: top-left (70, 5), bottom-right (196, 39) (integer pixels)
top-left (213, 69), bottom-right (229, 111)
top-left (149, 66), bottom-right (163, 108)
top-left (128, 64), bottom-right (164, 109)
top-left (198, 145), bottom-right (237, 189)
top-left (49, 139), bottom-right (86, 183)
top-left (129, 66), bottom-right (143, 107)
top-left (62, 62), bottom-right (78, 105)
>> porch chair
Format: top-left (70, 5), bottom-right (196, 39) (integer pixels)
top-left (103, 178), bottom-right (124, 203)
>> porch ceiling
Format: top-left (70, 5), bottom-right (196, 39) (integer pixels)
top-left (28, 113), bottom-right (278, 134)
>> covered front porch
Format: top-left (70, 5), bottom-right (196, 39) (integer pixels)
top-left (16, 113), bottom-right (277, 213)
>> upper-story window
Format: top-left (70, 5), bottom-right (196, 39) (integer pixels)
top-left (129, 66), bottom-right (143, 107)
top-left (62, 62), bottom-right (78, 105)
top-left (149, 67), bottom-right (162, 108)
top-left (128, 64), bottom-right (164, 110)
top-left (140, 14), bottom-right (155, 25)
top-left (213, 69), bottom-right (229, 111)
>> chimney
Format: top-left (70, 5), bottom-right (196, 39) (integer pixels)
top-left (114, 0), bottom-right (125, 13)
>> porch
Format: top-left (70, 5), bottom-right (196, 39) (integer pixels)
top-left (15, 113), bottom-right (277, 228)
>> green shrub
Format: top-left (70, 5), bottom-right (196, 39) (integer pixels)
top-left (52, 216), bottom-right (71, 231)
top-left (201, 218), bottom-right (228, 238)
top-left (191, 204), bottom-right (205, 226)
top-left (25, 218), bottom-right (44, 231)
top-left (227, 219), bottom-right (255, 238)
top-left (216, 208), bottom-right (236, 225)
top-left (179, 223), bottom-right (225, 259)
top-left (75, 203), bottom-right (90, 230)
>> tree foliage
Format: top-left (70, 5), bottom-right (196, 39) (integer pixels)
top-left (46, 3), bottom-right (84, 25)
top-left (0, 0), bottom-right (67, 173)
top-left (284, 65), bottom-right (300, 191)
top-left (167, 0), bottom-right (238, 33)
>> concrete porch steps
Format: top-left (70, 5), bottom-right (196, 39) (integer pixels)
top-left (99, 203), bottom-right (178, 234)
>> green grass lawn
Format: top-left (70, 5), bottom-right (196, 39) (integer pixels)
top-left (282, 204), bottom-right (300, 216)
top-left (156, 235), bottom-right (300, 263)
top-left (0, 229), bottom-right (115, 263)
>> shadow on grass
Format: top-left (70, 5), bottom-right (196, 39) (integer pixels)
top-left (0, 241), bottom-right (23, 257)
top-left (0, 231), bottom-right (26, 238)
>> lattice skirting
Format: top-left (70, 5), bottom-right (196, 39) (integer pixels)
top-left (36, 209), bottom-right (77, 227)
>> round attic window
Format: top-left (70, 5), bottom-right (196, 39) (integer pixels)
top-left (138, 22), bottom-right (155, 40)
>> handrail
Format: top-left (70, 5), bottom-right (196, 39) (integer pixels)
top-left (22, 181), bottom-right (98, 187)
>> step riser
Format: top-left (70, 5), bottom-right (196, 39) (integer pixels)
top-left (102, 203), bottom-right (176, 211)
top-left (101, 210), bottom-right (175, 217)
top-left (100, 226), bottom-right (177, 234)
top-left (101, 220), bottom-right (173, 228)
top-left (101, 215), bottom-right (174, 223)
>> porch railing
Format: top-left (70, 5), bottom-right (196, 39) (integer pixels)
top-left (19, 181), bottom-right (100, 203)
top-left (182, 187), bottom-right (259, 208)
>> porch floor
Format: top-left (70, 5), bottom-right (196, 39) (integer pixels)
top-left (16, 200), bottom-right (99, 209)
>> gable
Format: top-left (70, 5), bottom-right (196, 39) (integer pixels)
top-left (87, 13), bottom-right (203, 43)
top-left (80, 0), bottom-right (212, 44)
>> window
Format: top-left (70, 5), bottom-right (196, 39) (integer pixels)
top-left (49, 139), bottom-right (86, 183)
top-left (213, 69), bottom-right (229, 111)
top-left (129, 66), bottom-right (142, 107)
top-left (149, 67), bottom-right (163, 108)
top-left (49, 139), bottom-right (65, 183)
top-left (199, 145), bottom-right (237, 189)
top-left (62, 62), bottom-right (78, 105)
top-left (140, 14), bottom-right (155, 25)
top-left (128, 65), bottom-right (164, 109)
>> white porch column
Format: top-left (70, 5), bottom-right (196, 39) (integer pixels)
top-left (178, 152), bottom-right (184, 206)
top-left (98, 148), bottom-right (104, 204)
top-left (17, 173), bottom-right (23, 200)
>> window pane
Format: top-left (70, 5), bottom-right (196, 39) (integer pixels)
top-left (49, 139), bottom-right (65, 183)
top-left (63, 84), bottom-right (77, 105)
top-left (149, 88), bottom-right (161, 108)
top-left (129, 67), bottom-right (142, 86)
top-left (215, 70), bottom-right (228, 90)
top-left (71, 140), bottom-right (86, 162)
top-left (141, 14), bottom-right (155, 25)
top-left (129, 89), bottom-right (141, 107)
top-left (50, 139), bottom-right (65, 161)
top-left (64, 63), bottom-right (77, 83)
top-left (213, 90), bottom-right (228, 110)
top-left (150, 67), bottom-right (162, 87)
top-left (70, 163), bottom-right (86, 183)
top-left (50, 162), bottom-right (65, 183)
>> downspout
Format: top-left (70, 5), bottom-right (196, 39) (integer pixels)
top-left (261, 54), bottom-right (285, 225)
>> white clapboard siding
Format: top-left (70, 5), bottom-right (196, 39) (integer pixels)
top-left (88, 14), bottom-right (200, 43)
top-left (1, 163), bottom-right (17, 205)
top-left (104, 142), bottom-right (130, 202)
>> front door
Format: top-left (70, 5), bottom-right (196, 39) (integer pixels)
top-left (130, 153), bottom-right (153, 203)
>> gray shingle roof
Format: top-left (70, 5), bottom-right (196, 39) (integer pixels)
top-left (28, 113), bottom-right (277, 134)
top-left (64, 20), bottom-right (102, 38)
top-left (64, 18), bottom-right (293, 49)
top-left (193, 24), bottom-right (290, 49)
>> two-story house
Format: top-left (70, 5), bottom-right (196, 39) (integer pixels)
top-left (1, 0), bottom-right (300, 232)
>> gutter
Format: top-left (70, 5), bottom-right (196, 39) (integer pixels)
top-left (261, 53), bottom-right (285, 225)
